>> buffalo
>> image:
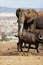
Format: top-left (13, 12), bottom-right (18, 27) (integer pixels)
top-left (17, 30), bottom-right (42, 53)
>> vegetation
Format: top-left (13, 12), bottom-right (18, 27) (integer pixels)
top-left (1, 32), bottom-right (9, 41)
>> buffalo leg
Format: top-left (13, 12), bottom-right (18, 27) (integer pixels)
top-left (17, 42), bottom-right (20, 51)
top-left (36, 48), bottom-right (39, 53)
top-left (20, 42), bottom-right (23, 52)
top-left (28, 43), bottom-right (31, 52)
top-left (35, 43), bottom-right (39, 53)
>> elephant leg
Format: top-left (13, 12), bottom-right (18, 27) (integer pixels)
top-left (30, 24), bottom-right (35, 32)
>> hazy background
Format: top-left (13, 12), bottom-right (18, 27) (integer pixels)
top-left (0, 0), bottom-right (43, 8)
top-left (0, 0), bottom-right (43, 12)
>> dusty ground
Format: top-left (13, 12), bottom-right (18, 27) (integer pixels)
top-left (0, 56), bottom-right (43, 65)
top-left (0, 42), bottom-right (43, 56)
top-left (0, 42), bottom-right (43, 65)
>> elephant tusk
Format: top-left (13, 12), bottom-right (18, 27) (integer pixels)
top-left (19, 23), bottom-right (24, 33)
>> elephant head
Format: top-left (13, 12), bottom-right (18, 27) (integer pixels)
top-left (16, 8), bottom-right (26, 24)
top-left (16, 8), bottom-right (26, 34)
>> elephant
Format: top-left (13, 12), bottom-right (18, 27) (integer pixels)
top-left (16, 8), bottom-right (38, 34)
top-left (36, 16), bottom-right (43, 29)
top-left (16, 8), bottom-right (43, 31)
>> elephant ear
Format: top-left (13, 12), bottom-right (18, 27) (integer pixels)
top-left (25, 9), bottom-right (38, 22)
top-left (16, 8), bottom-right (24, 18)
top-left (16, 8), bottom-right (20, 18)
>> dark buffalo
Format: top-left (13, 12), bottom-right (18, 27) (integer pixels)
top-left (17, 30), bottom-right (42, 53)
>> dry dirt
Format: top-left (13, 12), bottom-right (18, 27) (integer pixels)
top-left (0, 56), bottom-right (43, 65)
top-left (0, 42), bottom-right (43, 65)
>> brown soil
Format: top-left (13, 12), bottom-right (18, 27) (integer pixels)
top-left (0, 42), bottom-right (43, 65)
top-left (0, 42), bottom-right (43, 56)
